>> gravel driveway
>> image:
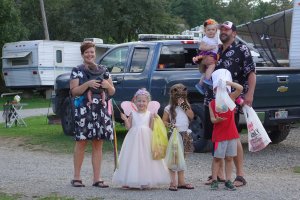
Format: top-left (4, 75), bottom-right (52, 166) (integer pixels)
top-left (0, 125), bottom-right (299, 200)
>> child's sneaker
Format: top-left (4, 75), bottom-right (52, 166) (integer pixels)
top-left (203, 79), bottom-right (213, 90)
top-left (210, 180), bottom-right (219, 190)
top-left (224, 180), bottom-right (236, 191)
top-left (203, 79), bottom-right (213, 86)
top-left (195, 83), bottom-right (206, 95)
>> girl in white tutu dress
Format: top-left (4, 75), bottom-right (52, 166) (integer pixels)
top-left (112, 88), bottom-right (170, 189)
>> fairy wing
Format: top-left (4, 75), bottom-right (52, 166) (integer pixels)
top-left (121, 101), bottom-right (137, 116)
top-left (148, 101), bottom-right (160, 114)
top-left (121, 100), bottom-right (160, 116)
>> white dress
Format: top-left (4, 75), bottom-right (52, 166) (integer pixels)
top-left (112, 111), bottom-right (170, 188)
top-left (164, 105), bottom-right (190, 132)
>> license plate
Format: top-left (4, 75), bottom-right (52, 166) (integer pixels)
top-left (275, 110), bottom-right (288, 119)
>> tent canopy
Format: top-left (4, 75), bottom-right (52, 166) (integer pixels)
top-left (237, 9), bottom-right (293, 66)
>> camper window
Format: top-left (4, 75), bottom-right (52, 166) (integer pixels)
top-left (12, 58), bottom-right (29, 66)
top-left (56, 50), bottom-right (62, 63)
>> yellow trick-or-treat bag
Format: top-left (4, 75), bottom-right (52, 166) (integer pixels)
top-left (152, 116), bottom-right (168, 160)
top-left (165, 128), bottom-right (186, 171)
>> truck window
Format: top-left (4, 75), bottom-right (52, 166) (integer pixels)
top-left (100, 46), bottom-right (129, 73)
top-left (129, 48), bottom-right (149, 73)
top-left (157, 45), bottom-right (198, 70)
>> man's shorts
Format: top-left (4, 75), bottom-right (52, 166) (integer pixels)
top-left (213, 139), bottom-right (238, 159)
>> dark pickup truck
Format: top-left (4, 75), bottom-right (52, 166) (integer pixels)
top-left (52, 39), bottom-right (300, 152)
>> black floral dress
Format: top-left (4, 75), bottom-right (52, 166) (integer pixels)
top-left (70, 64), bottom-right (113, 141)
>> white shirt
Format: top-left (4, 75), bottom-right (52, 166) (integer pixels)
top-left (202, 36), bottom-right (218, 54)
top-left (164, 105), bottom-right (189, 132)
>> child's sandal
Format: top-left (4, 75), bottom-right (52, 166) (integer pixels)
top-left (169, 185), bottom-right (178, 191)
top-left (178, 183), bottom-right (194, 189)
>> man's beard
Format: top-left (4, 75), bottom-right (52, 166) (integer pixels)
top-left (220, 34), bottom-right (230, 43)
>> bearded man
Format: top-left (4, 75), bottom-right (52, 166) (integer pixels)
top-left (203, 21), bottom-right (256, 187)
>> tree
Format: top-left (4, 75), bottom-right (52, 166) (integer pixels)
top-left (170, 0), bottom-right (201, 28)
top-left (0, 0), bottom-right (28, 91)
top-left (60, 0), bottom-right (182, 43)
top-left (0, 0), bottom-right (28, 45)
top-left (98, 0), bottom-right (181, 43)
top-left (222, 0), bottom-right (255, 25)
top-left (252, 0), bottom-right (293, 19)
top-left (170, 0), bottom-right (226, 28)
top-left (16, 0), bottom-right (45, 40)
top-left (196, 0), bottom-right (225, 24)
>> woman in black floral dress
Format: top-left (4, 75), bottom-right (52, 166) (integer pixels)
top-left (69, 42), bottom-right (115, 188)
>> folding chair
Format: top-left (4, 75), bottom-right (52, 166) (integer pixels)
top-left (1, 93), bottom-right (27, 128)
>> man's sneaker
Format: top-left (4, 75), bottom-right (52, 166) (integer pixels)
top-left (210, 180), bottom-right (219, 190)
top-left (195, 83), bottom-right (206, 95)
top-left (224, 180), bottom-right (236, 191)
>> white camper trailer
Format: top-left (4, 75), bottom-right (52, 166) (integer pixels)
top-left (1, 39), bottom-right (115, 93)
top-left (2, 40), bottom-right (82, 89)
top-left (289, 0), bottom-right (300, 67)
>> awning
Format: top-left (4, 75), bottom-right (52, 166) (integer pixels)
top-left (237, 9), bottom-right (293, 40)
top-left (1, 51), bottom-right (31, 59)
top-left (236, 9), bottom-right (293, 66)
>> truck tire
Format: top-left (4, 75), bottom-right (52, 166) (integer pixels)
top-left (190, 104), bottom-right (213, 153)
top-left (61, 97), bottom-right (75, 136)
top-left (267, 124), bottom-right (290, 144)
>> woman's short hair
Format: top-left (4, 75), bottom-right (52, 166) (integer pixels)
top-left (80, 41), bottom-right (95, 55)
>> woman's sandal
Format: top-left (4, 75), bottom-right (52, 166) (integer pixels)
top-left (92, 181), bottom-right (109, 188)
top-left (177, 183), bottom-right (194, 189)
top-left (204, 175), bottom-right (225, 185)
top-left (233, 176), bottom-right (247, 187)
top-left (169, 185), bottom-right (178, 191)
top-left (71, 180), bottom-right (85, 187)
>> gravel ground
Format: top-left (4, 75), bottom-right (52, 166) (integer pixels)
top-left (0, 124), bottom-right (299, 200)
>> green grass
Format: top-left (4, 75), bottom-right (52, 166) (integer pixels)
top-left (0, 95), bottom-right (50, 110)
top-left (0, 192), bottom-right (21, 200)
top-left (38, 194), bottom-right (75, 200)
top-left (0, 116), bottom-right (127, 154)
top-left (0, 192), bottom-right (76, 200)
top-left (293, 166), bottom-right (300, 174)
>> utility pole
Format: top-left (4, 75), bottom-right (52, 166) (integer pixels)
top-left (39, 0), bottom-right (50, 40)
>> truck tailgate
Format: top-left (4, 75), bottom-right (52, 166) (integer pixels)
top-left (254, 67), bottom-right (300, 109)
